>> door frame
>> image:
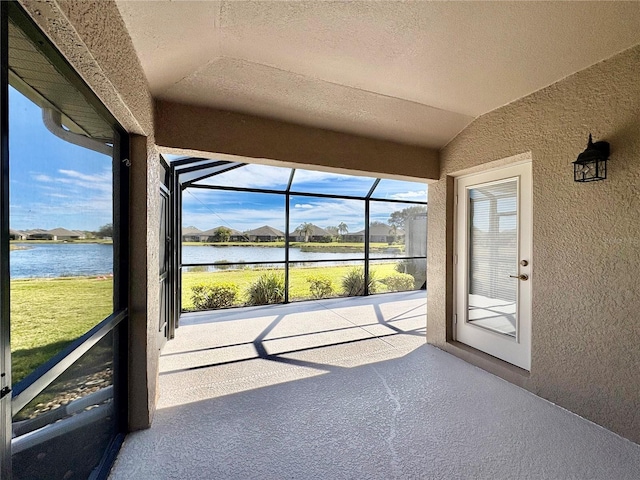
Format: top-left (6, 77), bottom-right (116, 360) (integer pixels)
top-left (0, 2), bottom-right (10, 476)
top-left (158, 170), bottom-right (172, 350)
top-left (453, 159), bottom-right (532, 370)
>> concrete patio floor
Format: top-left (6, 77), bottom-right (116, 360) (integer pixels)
top-left (109, 291), bottom-right (640, 479)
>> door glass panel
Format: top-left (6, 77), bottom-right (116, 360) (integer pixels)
top-left (467, 179), bottom-right (518, 337)
top-left (12, 330), bottom-right (117, 480)
top-left (7, 8), bottom-right (126, 477)
top-left (159, 189), bottom-right (169, 343)
top-left (9, 23), bottom-right (115, 384)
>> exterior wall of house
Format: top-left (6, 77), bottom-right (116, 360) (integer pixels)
top-left (427, 44), bottom-right (640, 443)
top-left (19, 0), bottom-right (160, 430)
top-left (155, 100), bottom-right (440, 182)
top-left (128, 134), bottom-right (161, 430)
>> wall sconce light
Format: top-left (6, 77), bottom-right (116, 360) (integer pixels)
top-left (573, 134), bottom-right (609, 182)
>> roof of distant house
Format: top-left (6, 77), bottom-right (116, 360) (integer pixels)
top-left (245, 225), bottom-right (285, 237)
top-left (182, 226), bottom-right (202, 235)
top-left (200, 226), bottom-right (244, 236)
top-left (294, 224), bottom-right (331, 236)
top-left (350, 224), bottom-right (405, 236)
top-left (48, 227), bottom-right (82, 236)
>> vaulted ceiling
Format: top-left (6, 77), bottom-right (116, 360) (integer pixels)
top-left (116, 1), bottom-right (640, 149)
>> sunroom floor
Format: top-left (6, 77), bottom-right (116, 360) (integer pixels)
top-left (109, 291), bottom-right (640, 479)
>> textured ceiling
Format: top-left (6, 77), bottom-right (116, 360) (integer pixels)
top-left (116, 1), bottom-right (640, 148)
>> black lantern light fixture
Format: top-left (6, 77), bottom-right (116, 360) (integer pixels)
top-left (573, 134), bottom-right (609, 182)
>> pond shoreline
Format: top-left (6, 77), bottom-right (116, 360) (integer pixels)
top-left (183, 241), bottom-right (404, 254)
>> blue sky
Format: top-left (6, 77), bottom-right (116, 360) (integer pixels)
top-left (9, 86), bottom-right (113, 232)
top-left (9, 83), bottom-right (427, 234)
top-left (183, 164), bottom-right (428, 233)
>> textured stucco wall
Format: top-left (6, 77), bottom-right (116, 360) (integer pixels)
top-left (19, 0), bottom-right (153, 136)
top-left (128, 135), bottom-right (160, 429)
top-left (428, 44), bottom-right (640, 443)
top-left (18, 1), bottom-right (160, 429)
top-left (155, 100), bottom-right (440, 181)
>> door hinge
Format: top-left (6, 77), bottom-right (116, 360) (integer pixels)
top-left (453, 314), bottom-right (457, 325)
top-left (455, 195), bottom-right (458, 206)
top-left (453, 254), bottom-right (457, 265)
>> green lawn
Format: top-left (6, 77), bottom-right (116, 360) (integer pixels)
top-left (11, 277), bottom-right (113, 384)
top-left (182, 262), bottom-right (416, 311)
top-left (7, 258), bottom-right (417, 383)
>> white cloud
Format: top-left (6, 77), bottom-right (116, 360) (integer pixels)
top-left (390, 190), bottom-right (428, 201)
top-left (199, 164), bottom-right (290, 189)
top-left (289, 199), bottom-right (365, 231)
top-left (14, 168), bottom-right (113, 230)
top-left (32, 174), bottom-right (54, 183)
top-left (58, 169), bottom-right (112, 192)
top-left (294, 204), bottom-right (313, 209)
top-left (290, 170), bottom-right (337, 183)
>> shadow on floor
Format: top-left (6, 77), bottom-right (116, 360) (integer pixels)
top-left (110, 344), bottom-right (640, 480)
top-left (161, 291), bottom-right (426, 376)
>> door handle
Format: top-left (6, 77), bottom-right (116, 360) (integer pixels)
top-left (509, 274), bottom-right (528, 281)
top-left (0, 386), bottom-right (11, 399)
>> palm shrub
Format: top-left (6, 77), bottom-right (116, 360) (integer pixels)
top-left (191, 282), bottom-right (239, 310)
top-left (381, 273), bottom-right (415, 292)
top-left (306, 274), bottom-right (334, 299)
top-left (341, 266), bottom-right (378, 296)
top-left (247, 271), bottom-right (285, 305)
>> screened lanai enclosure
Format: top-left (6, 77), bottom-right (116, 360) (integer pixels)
top-left (164, 158), bottom-right (428, 317)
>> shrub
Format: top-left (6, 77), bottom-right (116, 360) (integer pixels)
top-left (306, 274), bottom-right (334, 299)
top-left (341, 267), bottom-right (378, 296)
top-left (395, 259), bottom-right (426, 288)
top-left (213, 260), bottom-right (232, 270)
top-left (191, 282), bottom-right (238, 310)
top-left (188, 265), bottom-right (209, 273)
top-left (247, 271), bottom-right (285, 305)
top-left (381, 273), bottom-right (415, 292)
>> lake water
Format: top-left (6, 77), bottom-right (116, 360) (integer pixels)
top-left (182, 245), bottom-right (403, 265)
top-left (11, 243), bottom-right (114, 279)
top-left (10, 243), bottom-right (405, 278)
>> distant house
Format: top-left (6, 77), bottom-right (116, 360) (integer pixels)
top-left (199, 226), bottom-right (245, 242)
top-left (9, 229), bottom-right (27, 240)
top-left (290, 224), bottom-right (332, 242)
top-left (228, 229), bottom-right (246, 242)
top-left (25, 229), bottom-right (54, 240)
top-left (182, 226), bottom-right (203, 242)
top-left (244, 225), bottom-right (285, 242)
top-left (369, 223), bottom-right (404, 243)
top-left (48, 227), bottom-right (84, 240)
top-left (343, 224), bottom-right (404, 243)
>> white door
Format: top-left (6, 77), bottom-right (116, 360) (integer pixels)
top-left (455, 162), bottom-right (532, 370)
